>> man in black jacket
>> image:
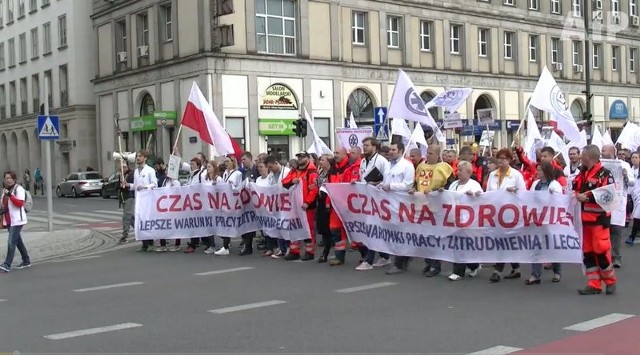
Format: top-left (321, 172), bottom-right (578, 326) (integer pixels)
top-left (240, 151), bottom-right (259, 255)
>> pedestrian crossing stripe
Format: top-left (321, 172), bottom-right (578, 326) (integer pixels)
top-left (39, 116), bottom-right (60, 137)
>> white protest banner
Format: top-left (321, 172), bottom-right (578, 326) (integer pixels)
top-left (601, 159), bottom-right (627, 226)
top-left (325, 183), bottom-right (583, 263)
top-left (479, 131), bottom-right (495, 147)
top-left (336, 127), bottom-right (374, 150)
top-left (443, 112), bottom-right (463, 129)
top-left (476, 108), bottom-right (495, 126)
top-left (135, 183), bottom-right (310, 241)
top-left (167, 154), bottom-right (181, 180)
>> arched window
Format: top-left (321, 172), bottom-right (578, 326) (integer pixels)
top-left (570, 100), bottom-right (584, 121)
top-left (346, 89), bottom-right (375, 125)
top-left (138, 93), bottom-right (156, 155)
top-left (420, 91), bottom-right (439, 119)
top-left (140, 93), bottom-right (155, 116)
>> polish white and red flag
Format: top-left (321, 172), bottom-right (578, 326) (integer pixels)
top-left (182, 82), bottom-right (240, 157)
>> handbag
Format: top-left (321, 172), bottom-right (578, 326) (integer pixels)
top-left (364, 166), bottom-right (384, 183)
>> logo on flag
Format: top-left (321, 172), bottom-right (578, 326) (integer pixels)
top-left (598, 190), bottom-right (614, 204)
top-left (550, 85), bottom-right (570, 115)
top-left (348, 134), bottom-right (359, 147)
top-left (432, 90), bottom-right (465, 107)
top-left (404, 90), bottom-right (428, 116)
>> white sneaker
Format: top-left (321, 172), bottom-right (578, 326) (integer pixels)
top-left (204, 247), bottom-right (216, 255)
top-left (167, 246), bottom-right (181, 252)
top-left (372, 258), bottom-right (391, 267)
top-left (214, 247), bottom-right (229, 256)
top-left (355, 261), bottom-right (373, 271)
top-left (467, 265), bottom-right (482, 278)
top-left (448, 273), bottom-right (463, 281)
top-left (155, 246), bottom-right (167, 252)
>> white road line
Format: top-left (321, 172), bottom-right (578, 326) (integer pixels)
top-left (73, 282), bottom-right (144, 293)
top-left (95, 210), bottom-right (126, 216)
top-left (73, 212), bottom-right (120, 220)
top-left (467, 345), bottom-right (523, 355)
top-left (54, 255), bottom-right (102, 263)
top-left (53, 213), bottom-right (104, 223)
top-left (26, 216), bottom-right (74, 225)
top-left (208, 300), bottom-right (288, 314)
top-left (335, 282), bottom-right (397, 293)
top-left (564, 313), bottom-right (635, 332)
top-left (44, 323), bottom-right (143, 340)
top-left (194, 267), bottom-right (254, 276)
top-left (0, 299), bottom-right (7, 302)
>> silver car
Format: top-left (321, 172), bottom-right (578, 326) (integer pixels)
top-left (56, 171), bottom-right (104, 198)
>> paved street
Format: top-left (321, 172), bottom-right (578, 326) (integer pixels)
top-left (1, 228), bottom-right (639, 354)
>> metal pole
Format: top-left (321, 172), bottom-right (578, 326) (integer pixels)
top-left (44, 76), bottom-right (53, 232)
top-left (583, 0), bottom-right (593, 124)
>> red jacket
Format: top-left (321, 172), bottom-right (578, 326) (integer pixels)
top-left (328, 157), bottom-right (360, 229)
top-left (573, 162), bottom-right (613, 224)
top-left (282, 162), bottom-right (319, 207)
top-left (516, 147), bottom-right (567, 189)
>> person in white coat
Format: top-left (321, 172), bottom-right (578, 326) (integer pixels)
top-left (184, 156), bottom-right (210, 254)
top-left (214, 155), bottom-right (243, 256)
top-left (203, 160), bottom-right (223, 255)
top-left (0, 170), bottom-right (30, 272)
top-left (156, 175), bottom-right (183, 252)
top-left (382, 142), bottom-right (416, 275)
top-left (627, 153), bottom-right (640, 245)
top-left (124, 150), bottom-right (158, 252)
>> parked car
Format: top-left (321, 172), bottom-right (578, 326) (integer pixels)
top-left (101, 171), bottom-right (121, 199)
top-left (56, 171), bottom-right (104, 198)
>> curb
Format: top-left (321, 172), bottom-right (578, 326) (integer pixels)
top-left (34, 230), bottom-right (121, 264)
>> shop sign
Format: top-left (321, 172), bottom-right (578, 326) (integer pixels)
top-left (259, 118), bottom-right (296, 136)
top-left (609, 100), bottom-right (628, 119)
top-left (154, 111), bottom-right (177, 127)
top-left (130, 111), bottom-right (177, 132)
top-left (260, 84), bottom-right (298, 110)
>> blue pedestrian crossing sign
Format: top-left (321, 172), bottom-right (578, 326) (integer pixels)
top-left (374, 107), bottom-right (389, 140)
top-left (37, 115), bottom-right (60, 140)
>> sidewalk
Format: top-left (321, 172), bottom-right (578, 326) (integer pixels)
top-left (0, 226), bottom-right (120, 263)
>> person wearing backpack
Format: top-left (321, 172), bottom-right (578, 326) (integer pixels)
top-left (0, 170), bottom-right (31, 273)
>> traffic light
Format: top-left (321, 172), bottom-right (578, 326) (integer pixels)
top-left (292, 119), bottom-right (308, 138)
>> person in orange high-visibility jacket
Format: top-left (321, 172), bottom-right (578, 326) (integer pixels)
top-left (326, 148), bottom-right (360, 266)
top-left (573, 145), bottom-right (617, 295)
top-left (281, 152), bottom-right (319, 261)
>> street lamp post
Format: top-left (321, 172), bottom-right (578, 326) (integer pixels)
top-left (583, 0), bottom-right (593, 125)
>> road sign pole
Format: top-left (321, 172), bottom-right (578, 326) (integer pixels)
top-left (44, 76), bottom-right (53, 232)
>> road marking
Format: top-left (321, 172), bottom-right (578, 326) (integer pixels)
top-left (95, 210), bottom-right (126, 216)
top-left (467, 345), bottom-right (523, 355)
top-left (53, 213), bottom-right (105, 223)
top-left (0, 299), bottom-right (7, 302)
top-left (208, 300), bottom-right (288, 314)
top-left (564, 313), bottom-right (635, 332)
top-left (194, 267), bottom-right (254, 276)
top-left (44, 323), bottom-right (143, 340)
top-left (54, 255), bottom-right (102, 263)
top-left (73, 281), bottom-right (144, 293)
top-left (26, 216), bottom-right (74, 225)
top-left (335, 282), bottom-right (397, 293)
top-left (73, 212), bottom-right (120, 220)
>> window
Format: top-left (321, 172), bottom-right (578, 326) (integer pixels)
top-left (419, 20), bottom-right (432, 51)
top-left (0, 0), bottom-right (4, 26)
top-left (29, 0), bottom-right (35, 12)
top-left (8, 38), bottom-right (14, 66)
top-left (59, 64), bottom-right (68, 106)
top-left (352, 11), bottom-right (366, 45)
top-left (7, 0), bottom-right (12, 22)
top-left (450, 24), bottom-right (461, 54)
top-left (17, 0), bottom-right (24, 18)
top-left (41, 0), bottom-right (49, 6)
top-left (30, 27), bottom-right (37, 58)
top-left (387, 16), bottom-right (400, 48)
top-left (630, 48), bottom-right (637, 72)
top-left (31, 74), bottom-right (38, 113)
top-left (162, 4), bottom-right (172, 41)
top-left (632, 0), bottom-right (638, 16)
top-left (0, 42), bottom-right (4, 69)
top-left (612, 46), bottom-right (619, 71)
top-left (572, 40), bottom-right (582, 67)
top-left (528, 34), bottom-right (538, 62)
top-left (315, 117), bottom-right (331, 147)
top-left (44, 70), bottom-right (51, 107)
top-left (9, 81), bottom-right (15, 116)
top-left (592, 43), bottom-right (600, 68)
top-left (137, 13), bottom-right (149, 46)
top-left (478, 28), bottom-right (488, 57)
top-left (18, 33), bottom-right (26, 63)
top-left (504, 0), bottom-right (514, 5)
top-left (529, 0), bottom-right (539, 10)
top-left (43, 22), bottom-right (50, 54)
top-left (611, 0), bottom-right (619, 13)
top-left (0, 84), bottom-right (5, 118)
top-left (225, 117), bottom-right (246, 151)
top-left (19, 77), bottom-right (27, 114)
top-left (550, 0), bottom-right (561, 14)
top-left (116, 20), bottom-right (127, 53)
top-left (551, 37), bottom-right (560, 63)
top-left (504, 31), bottom-right (514, 59)
top-left (256, 0), bottom-right (296, 55)
top-left (58, 15), bottom-right (67, 48)
top-left (572, 0), bottom-right (581, 17)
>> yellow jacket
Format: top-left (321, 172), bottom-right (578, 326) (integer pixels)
top-left (415, 162), bottom-right (453, 192)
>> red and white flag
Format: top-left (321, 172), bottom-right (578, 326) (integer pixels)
top-left (182, 82), bottom-right (236, 156)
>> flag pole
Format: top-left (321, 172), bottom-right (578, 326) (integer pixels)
top-left (114, 114), bottom-right (125, 183)
top-left (512, 105), bottom-right (530, 148)
top-left (171, 125), bottom-right (183, 155)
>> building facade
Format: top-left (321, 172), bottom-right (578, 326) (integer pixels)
top-left (0, 0), bottom-right (96, 183)
top-left (93, 0), bottom-right (640, 175)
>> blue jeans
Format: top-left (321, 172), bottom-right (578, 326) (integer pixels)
top-left (277, 238), bottom-right (288, 254)
top-left (531, 263), bottom-right (561, 278)
top-left (4, 225), bottom-right (29, 268)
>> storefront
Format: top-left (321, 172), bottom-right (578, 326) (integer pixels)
top-left (128, 110), bottom-right (177, 163)
top-left (257, 81), bottom-right (301, 162)
top-left (608, 99), bottom-right (628, 142)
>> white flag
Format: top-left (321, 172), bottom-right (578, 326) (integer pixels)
top-left (336, 127), bottom-right (373, 150)
top-left (567, 129), bottom-right (588, 151)
top-left (523, 109), bottom-right (543, 161)
top-left (530, 66), bottom-right (580, 142)
top-left (425, 88), bottom-right (473, 113)
top-left (546, 131), bottom-right (566, 153)
top-left (603, 129), bottom-right (614, 146)
top-left (348, 112), bottom-right (358, 128)
top-left (616, 122), bottom-right (640, 151)
top-left (388, 70), bottom-right (438, 128)
top-left (591, 125), bottom-right (604, 150)
top-left (592, 183), bottom-right (624, 212)
top-left (304, 108), bottom-right (332, 155)
top-left (404, 124), bottom-right (429, 157)
top-left (391, 118), bottom-right (412, 145)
